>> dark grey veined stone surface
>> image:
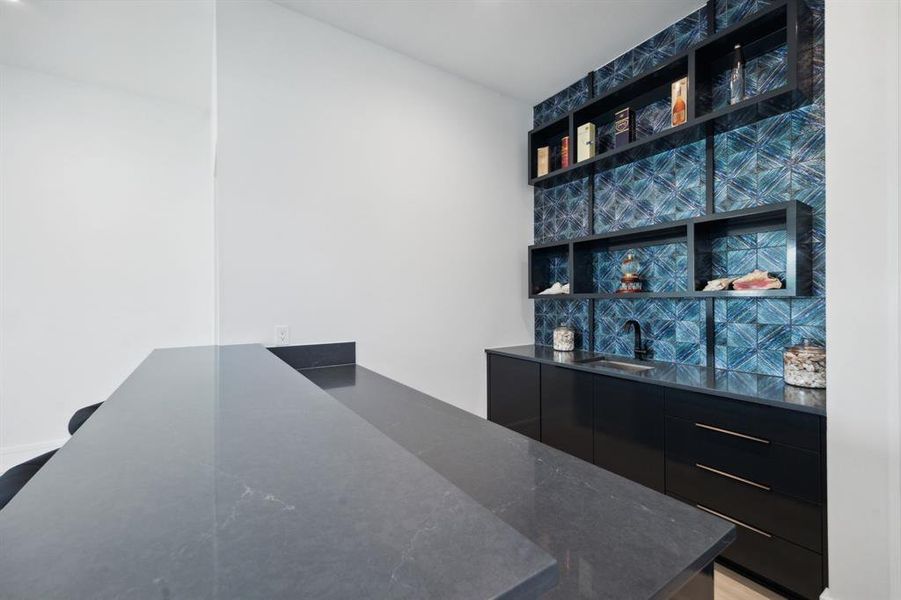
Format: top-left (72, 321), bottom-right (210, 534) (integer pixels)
top-left (0, 345), bottom-right (557, 600)
top-left (487, 345), bottom-right (826, 415)
top-left (268, 341), bottom-right (355, 369)
top-left (302, 364), bottom-right (736, 600)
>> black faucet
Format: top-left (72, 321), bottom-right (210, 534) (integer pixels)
top-left (623, 320), bottom-right (649, 360)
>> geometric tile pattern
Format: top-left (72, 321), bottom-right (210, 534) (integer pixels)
top-left (546, 254), bottom-right (569, 286)
top-left (716, 0), bottom-right (776, 31)
top-left (532, 0), bottom-right (826, 376)
top-left (535, 298), bottom-right (591, 351)
top-left (534, 175), bottom-right (591, 243)
top-left (710, 231), bottom-right (787, 282)
top-left (533, 77), bottom-right (591, 128)
top-left (714, 297), bottom-right (826, 376)
top-left (594, 141), bottom-right (707, 233)
top-left (595, 299), bottom-right (706, 366)
top-left (595, 6), bottom-right (709, 96)
top-left (592, 243), bottom-right (688, 294)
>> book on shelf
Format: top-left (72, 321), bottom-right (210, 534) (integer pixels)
top-left (536, 146), bottom-right (550, 176)
top-left (561, 136), bottom-right (570, 168)
top-left (550, 145), bottom-right (560, 171)
top-left (576, 123), bottom-right (596, 162)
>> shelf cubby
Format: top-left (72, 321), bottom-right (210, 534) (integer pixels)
top-left (528, 0), bottom-right (810, 188)
top-left (692, 200), bottom-right (812, 296)
top-left (573, 54), bottom-right (689, 157)
top-left (528, 115), bottom-right (571, 181)
top-left (572, 222), bottom-right (689, 295)
top-left (528, 241), bottom-right (571, 298)
top-left (694, 0), bottom-right (796, 118)
top-left (530, 201), bottom-right (812, 300)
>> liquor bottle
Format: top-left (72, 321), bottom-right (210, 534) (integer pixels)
top-left (730, 43), bottom-right (744, 105)
top-left (671, 78), bottom-right (687, 126)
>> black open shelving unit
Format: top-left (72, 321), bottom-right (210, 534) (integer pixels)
top-left (528, 0), bottom-right (811, 187)
top-left (527, 0), bottom-right (815, 366)
top-left (528, 201), bottom-right (812, 299)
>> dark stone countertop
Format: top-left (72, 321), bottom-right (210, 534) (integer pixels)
top-left (302, 364), bottom-right (735, 600)
top-left (0, 345), bottom-right (557, 599)
top-left (487, 345), bottom-right (826, 416)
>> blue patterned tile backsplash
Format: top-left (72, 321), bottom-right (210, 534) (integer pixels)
top-left (533, 77), bottom-right (591, 128)
top-left (595, 299), bottom-right (706, 366)
top-left (711, 231), bottom-right (787, 282)
top-left (714, 298), bottom-right (825, 375)
top-left (533, 0), bottom-right (825, 376)
top-left (594, 142), bottom-right (707, 233)
top-left (534, 176), bottom-right (591, 244)
top-left (536, 299), bottom-right (591, 351)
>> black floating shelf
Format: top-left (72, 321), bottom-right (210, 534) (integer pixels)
top-left (528, 0), bottom-right (811, 188)
top-left (529, 201), bottom-right (813, 300)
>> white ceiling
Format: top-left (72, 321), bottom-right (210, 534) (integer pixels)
top-left (0, 0), bottom-right (213, 110)
top-left (275, 0), bottom-right (703, 104)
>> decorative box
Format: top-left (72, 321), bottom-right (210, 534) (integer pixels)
top-left (614, 108), bottom-right (635, 148)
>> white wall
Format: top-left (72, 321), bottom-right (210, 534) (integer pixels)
top-left (0, 1), bottom-right (215, 469)
top-left (215, 0), bottom-right (533, 417)
top-left (824, 1), bottom-right (901, 599)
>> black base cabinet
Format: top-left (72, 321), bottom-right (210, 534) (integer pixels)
top-left (663, 389), bottom-right (826, 600)
top-left (487, 355), bottom-right (541, 441)
top-left (594, 376), bottom-right (665, 492)
top-left (486, 353), bottom-right (826, 600)
top-left (540, 365), bottom-right (594, 462)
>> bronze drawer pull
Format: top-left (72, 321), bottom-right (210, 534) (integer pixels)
top-left (695, 463), bottom-right (772, 491)
top-left (694, 422), bottom-right (770, 445)
top-left (695, 504), bottom-right (773, 538)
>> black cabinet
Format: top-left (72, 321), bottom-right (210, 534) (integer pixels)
top-left (487, 355), bottom-right (540, 441)
top-left (664, 389), bottom-right (826, 600)
top-left (540, 365), bottom-right (594, 462)
top-left (594, 376), bottom-right (665, 492)
top-left (485, 352), bottom-right (826, 600)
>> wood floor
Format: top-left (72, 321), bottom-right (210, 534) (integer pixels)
top-left (715, 565), bottom-right (785, 600)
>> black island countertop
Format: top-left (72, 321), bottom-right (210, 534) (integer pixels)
top-left (0, 344), bottom-right (735, 599)
top-left (487, 345), bottom-right (826, 416)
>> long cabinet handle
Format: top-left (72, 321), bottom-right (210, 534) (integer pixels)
top-left (694, 422), bottom-right (770, 445)
top-left (695, 463), bottom-right (771, 491)
top-left (695, 504), bottom-right (772, 538)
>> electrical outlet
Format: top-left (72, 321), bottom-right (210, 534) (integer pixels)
top-left (275, 326), bottom-right (290, 347)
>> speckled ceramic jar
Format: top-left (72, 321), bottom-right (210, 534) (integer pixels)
top-left (553, 325), bottom-right (575, 352)
top-left (784, 341), bottom-right (826, 388)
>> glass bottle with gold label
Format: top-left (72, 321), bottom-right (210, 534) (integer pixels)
top-left (671, 80), bottom-right (687, 126)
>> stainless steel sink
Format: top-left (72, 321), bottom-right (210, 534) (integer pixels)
top-left (576, 357), bottom-right (655, 373)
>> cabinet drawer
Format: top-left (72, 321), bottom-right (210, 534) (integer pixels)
top-left (666, 457), bottom-right (822, 552)
top-left (665, 388), bottom-right (821, 451)
top-left (666, 416), bottom-right (822, 504)
top-left (720, 526), bottom-right (823, 600)
top-left (669, 494), bottom-right (823, 600)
